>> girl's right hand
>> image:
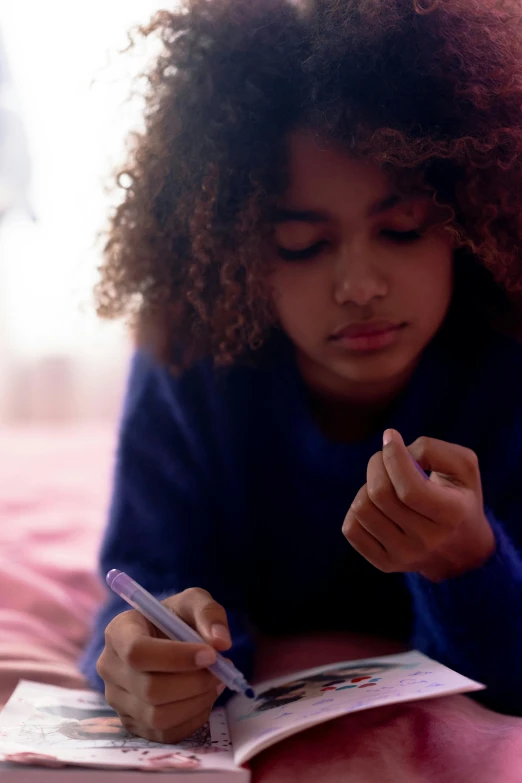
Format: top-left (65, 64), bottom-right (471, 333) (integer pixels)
top-left (96, 588), bottom-right (232, 744)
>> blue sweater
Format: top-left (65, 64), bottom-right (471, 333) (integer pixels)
top-left (80, 330), bottom-right (522, 715)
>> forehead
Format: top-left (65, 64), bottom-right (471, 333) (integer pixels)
top-left (283, 130), bottom-right (392, 211)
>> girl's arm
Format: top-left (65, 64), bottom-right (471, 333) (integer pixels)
top-left (79, 351), bottom-right (254, 694)
top-left (344, 427), bottom-right (522, 716)
top-left (407, 498), bottom-right (522, 716)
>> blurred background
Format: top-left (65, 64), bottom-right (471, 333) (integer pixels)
top-left (0, 0), bottom-right (163, 423)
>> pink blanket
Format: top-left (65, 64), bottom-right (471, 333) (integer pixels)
top-left (1, 425), bottom-right (522, 782)
top-left (0, 426), bottom-right (110, 704)
top-left (250, 635), bottom-right (522, 782)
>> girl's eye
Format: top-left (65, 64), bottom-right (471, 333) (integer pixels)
top-left (277, 240), bottom-right (328, 262)
top-left (381, 229), bottom-right (422, 243)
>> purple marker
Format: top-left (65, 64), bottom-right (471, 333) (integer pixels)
top-left (106, 569), bottom-right (255, 699)
top-left (411, 455), bottom-right (428, 478)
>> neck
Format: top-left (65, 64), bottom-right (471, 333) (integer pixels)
top-left (296, 351), bottom-right (417, 406)
top-left (296, 352), bottom-right (417, 442)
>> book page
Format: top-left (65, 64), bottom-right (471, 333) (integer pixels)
top-left (226, 650), bottom-right (484, 767)
top-left (0, 681), bottom-right (243, 777)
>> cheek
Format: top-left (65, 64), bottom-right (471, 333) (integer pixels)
top-left (270, 264), bottom-right (329, 326)
top-left (401, 241), bottom-right (454, 319)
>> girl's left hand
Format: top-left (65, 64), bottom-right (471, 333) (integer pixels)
top-left (342, 429), bottom-right (496, 582)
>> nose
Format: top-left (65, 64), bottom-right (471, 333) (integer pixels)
top-left (333, 241), bottom-right (388, 307)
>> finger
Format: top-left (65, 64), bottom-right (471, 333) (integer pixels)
top-left (408, 436), bottom-right (480, 487)
top-left (106, 615), bottom-right (217, 673)
top-left (382, 429), bottom-right (458, 520)
top-left (100, 650), bottom-right (219, 706)
top-left (366, 451), bottom-right (436, 537)
top-left (105, 681), bottom-right (216, 735)
top-left (351, 484), bottom-right (407, 551)
top-left (128, 707), bottom-right (215, 746)
top-left (134, 669), bottom-right (220, 706)
top-left (342, 507), bottom-right (390, 571)
top-left (350, 486), bottom-right (436, 569)
top-left (168, 589), bottom-right (232, 650)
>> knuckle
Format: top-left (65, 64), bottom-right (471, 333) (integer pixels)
top-left (124, 640), bottom-right (147, 670)
top-left (461, 447), bottom-right (479, 471)
top-left (140, 674), bottom-right (161, 705)
top-left (367, 452), bottom-right (383, 472)
top-left (344, 519), bottom-right (360, 543)
top-left (341, 518), bottom-right (352, 539)
top-left (146, 706), bottom-right (170, 732)
top-left (173, 587), bottom-right (221, 622)
top-left (412, 436), bottom-right (430, 458)
top-left (367, 480), bottom-right (389, 506)
top-left (103, 685), bottom-right (119, 711)
top-left (103, 623), bottom-right (115, 647)
top-left (395, 484), bottom-right (422, 506)
top-left (180, 587), bottom-right (210, 603)
top-left (154, 717), bottom-right (205, 745)
top-left (105, 610), bottom-right (133, 637)
top-left (95, 651), bottom-right (108, 680)
top-left (193, 687), bottom-right (215, 712)
top-left (151, 728), bottom-right (175, 744)
top-left (350, 495), bottom-right (367, 516)
top-left (202, 598), bottom-right (225, 619)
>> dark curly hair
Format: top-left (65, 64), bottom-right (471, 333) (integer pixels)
top-left (96, 0), bottom-right (522, 368)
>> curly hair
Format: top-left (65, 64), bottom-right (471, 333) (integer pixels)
top-left (96, 0), bottom-right (522, 368)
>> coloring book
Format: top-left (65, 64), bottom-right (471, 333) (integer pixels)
top-left (0, 650), bottom-right (483, 781)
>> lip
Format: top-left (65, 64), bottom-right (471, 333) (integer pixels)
top-left (329, 320), bottom-right (406, 353)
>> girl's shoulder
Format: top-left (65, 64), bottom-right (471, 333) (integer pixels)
top-left (121, 349), bottom-right (216, 423)
top-left (461, 331), bottom-right (522, 486)
top-left (121, 341), bottom-right (293, 432)
top-left (474, 330), bottom-right (522, 395)
top-left (439, 323), bottom-right (522, 398)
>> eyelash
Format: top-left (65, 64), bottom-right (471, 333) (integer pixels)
top-left (277, 241), bottom-right (328, 262)
top-left (381, 229), bottom-right (422, 243)
top-left (277, 230), bottom-right (422, 262)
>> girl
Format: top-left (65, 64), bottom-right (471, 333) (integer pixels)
top-left (83, 0), bottom-right (522, 747)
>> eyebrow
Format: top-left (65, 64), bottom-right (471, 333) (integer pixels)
top-left (272, 208), bottom-right (329, 223)
top-left (273, 193), bottom-right (404, 224)
top-left (369, 193), bottom-right (403, 216)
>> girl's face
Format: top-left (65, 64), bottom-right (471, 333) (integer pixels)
top-left (269, 131), bottom-right (454, 401)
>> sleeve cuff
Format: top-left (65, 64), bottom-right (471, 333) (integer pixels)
top-left (411, 508), bottom-right (522, 605)
top-left (406, 510), bottom-right (522, 673)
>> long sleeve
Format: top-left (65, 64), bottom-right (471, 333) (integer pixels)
top-left (407, 476), bottom-right (522, 715)
top-left (79, 351), bottom-right (254, 695)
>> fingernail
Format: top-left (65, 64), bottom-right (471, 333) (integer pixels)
top-left (216, 683), bottom-right (226, 696)
top-left (211, 624), bottom-right (231, 646)
top-left (383, 429), bottom-right (394, 447)
top-left (195, 649), bottom-right (216, 667)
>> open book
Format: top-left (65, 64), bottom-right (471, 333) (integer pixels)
top-left (0, 650), bottom-right (483, 782)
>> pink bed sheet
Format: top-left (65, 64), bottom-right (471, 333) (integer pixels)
top-left (0, 425), bottom-right (111, 705)
top-left (251, 635), bottom-right (522, 783)
top-left (1, 424), bottom-right (522, 782)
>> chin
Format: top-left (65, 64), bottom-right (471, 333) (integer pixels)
top-left (330, 350), bottom-right (418, 386)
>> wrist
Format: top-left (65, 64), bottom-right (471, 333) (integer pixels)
top-left (418, 515), bottom-right (496, 583)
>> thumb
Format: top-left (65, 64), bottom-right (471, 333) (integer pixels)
top-left (165, 588), bottom-right (232, 651)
